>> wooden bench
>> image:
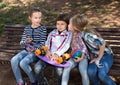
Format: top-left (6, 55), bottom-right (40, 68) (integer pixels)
top-left (0, 25), bottom-right (120, 77)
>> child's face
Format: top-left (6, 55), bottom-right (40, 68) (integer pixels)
top-left (29, 12), bottom-right (42, 27)
top-left (56, 21), bottom-right (67, 32)
top-left (68, 19), bottom-right (75, 32)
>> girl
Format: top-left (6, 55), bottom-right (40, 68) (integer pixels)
top-left (70, 14), bottom-right (116, 85)
top-left (34, 14), bottom-right (72, 85)
top-left (61, 14), bottom-right (90, 85)
top-left (11, 8), bottom-right (47, 85)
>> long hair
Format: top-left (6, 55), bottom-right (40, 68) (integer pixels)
top-left (70, 14), bottom-right (101, 37)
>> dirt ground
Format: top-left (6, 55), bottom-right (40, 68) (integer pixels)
top-left (0, 63), bottom-right (120, 85)
top-left (0, 64), bottom-right (82, 85)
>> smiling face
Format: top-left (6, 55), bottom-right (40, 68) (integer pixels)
top-left (56, 20), bottom-right (68, 32)
top-left (29, 12), bottom-right (42, 28)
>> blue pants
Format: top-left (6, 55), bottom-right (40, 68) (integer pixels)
top-left (88, 54), bottom-right (116, 85)
top-left (11, 50), bottom-right (38, 83)
top-left (34, 60), bottom-right (63, 85)
top-left (61, 58), bottom-right (90, 85)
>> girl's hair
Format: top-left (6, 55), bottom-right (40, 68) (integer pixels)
top-left (29, 8), bottom-right (42, 17)
top-left (71, 14), bottom-right (101, 36)
top-left (56, 14), bottom-right (70, 25)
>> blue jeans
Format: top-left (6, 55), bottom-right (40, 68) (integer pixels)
top-left (61, 58), bottom-right (90, 85)
top-left (11, 50), bottom-right (38, 83)
top-left (34, 60), bottom-right (63, 85)
top-left (88, 53), bottom-right (116, 85)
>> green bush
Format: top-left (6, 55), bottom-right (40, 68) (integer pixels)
top-left (0, 2), bottom-right (8, 9)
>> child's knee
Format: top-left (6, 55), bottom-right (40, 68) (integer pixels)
top-left (19, 60), bottom-right (25, 68)
top-left (11, 56), bottom-right (18, 65)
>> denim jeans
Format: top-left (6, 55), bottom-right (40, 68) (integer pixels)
top-left (61, 58), bottom-right (90, 85)
top-left (11, 50), bottom-right (38, 83)
top-left (34, 60), bottom-right (63, 85)
top-left (88, 53), bottom-right (116, 85)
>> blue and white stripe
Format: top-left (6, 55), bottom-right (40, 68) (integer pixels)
top-left (20, 25), bottom-right (47, 49)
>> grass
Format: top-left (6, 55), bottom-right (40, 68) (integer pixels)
top-left (0, 0), bottom-right (120, 34)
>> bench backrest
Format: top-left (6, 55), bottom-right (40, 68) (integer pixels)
top-left (0, 25), bottom-right (120, 76)
top-left (95, 28), bottom-right (120, 75)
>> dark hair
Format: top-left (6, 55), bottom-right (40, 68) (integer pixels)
top-left (56, 14), bottom-right (70, 25)
top-left (29, 8), bottom-right (42, 17)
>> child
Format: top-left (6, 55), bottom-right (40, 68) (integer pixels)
top-left (11, 8), bottom-right (47, 85)
top-left (61, 14), bottom-right (90, 85)
top-left (71, 14), bottom-right (116, 85)
top-left (34, 14), bottom-right (72, 85)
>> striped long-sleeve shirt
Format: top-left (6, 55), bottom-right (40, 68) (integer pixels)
top-left (20, 25), bottom-right (47, 49)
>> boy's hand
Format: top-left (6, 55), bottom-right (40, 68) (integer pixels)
top-left (25, 38), bottom-right (33, 44)
top-left (46, 50), bottom-right (52, 59)
top-left (50, 53), bottom-right (59, 61)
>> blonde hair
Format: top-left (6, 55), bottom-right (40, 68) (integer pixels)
top-left (71, 14), bottom-right (101, 36)
top-left (70, 14), bottom-right (87, 32)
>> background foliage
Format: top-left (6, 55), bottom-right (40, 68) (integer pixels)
top-left (0, 0), bottom-right (120, 33)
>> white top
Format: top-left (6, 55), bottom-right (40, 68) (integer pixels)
top-left (45, 29), bottom-right (72, 56)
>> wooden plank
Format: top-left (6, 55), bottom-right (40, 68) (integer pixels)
top-left (0, 49), bottom-right (21, 54)
top-left (94, 28), bottom-right (120, 32)
top-left (0, 26), bottom-right (120, 76)
top-left (0, 46), bottom-right (23, 50)
top-left (100, 33), bottom-right (120, 36)
top-left (109, 70), bottom-right (120, 76)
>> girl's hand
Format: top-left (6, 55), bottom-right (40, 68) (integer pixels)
top-left (90, 58), bottom-right (98, 63)
top-left (73, 57), bottom-right (83, 62)
top-left (73, 53), bottom-right (85, 62)
top-left (26, 47), bottom-right (34, 52)
top-left (25, 38), bottom-right (33, 44)
top-left (90, 58), bottom-right (103, 68)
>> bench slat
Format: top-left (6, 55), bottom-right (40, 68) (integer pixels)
top-left (0, 26), bottom-right (120, 76)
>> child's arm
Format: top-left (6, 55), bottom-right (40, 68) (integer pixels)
top-left (90, 44), bottom-right (105, 63)
top-left (20, 27), bottom-right (33, 47)
top-left (45, 30), bottom-right (53, 49)
top-left (46, 50), bottom-right (52, 59)
top-left (20, 27), bottom-right (28, 46)
top-left (74, 35), bottom-right (88, 62)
